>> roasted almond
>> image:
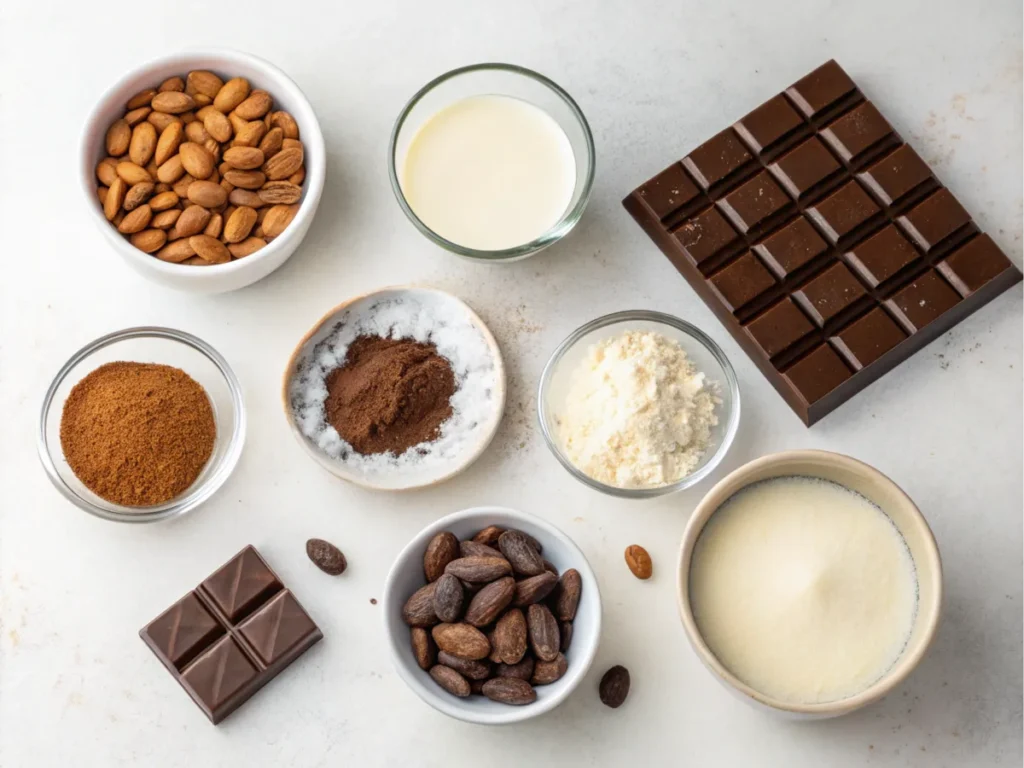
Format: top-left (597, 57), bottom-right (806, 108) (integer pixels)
top-left (103, 178), bottom-right (126, 220)
top-left (187, 70), bottom-right (224, 99)
top-left (282, 138), bottom-right (303, 152)
top-left (431, 623), bottom-right (490, 660)
top-left (126, 89), bottom-right (156, 110)
top-left (233, 120), bottom-right (267, 148)
top-left (464, 577), bottom-right (515, 627)
top-left (258, 127), bottom-right (284, 158)
top-left (96, 157), bottom-right (119, 187)
top-left (424, 532), bottom-right (460, 582)
top-left (223, 146), bottom-right (265, 170)
top-left (124, 106), bottom-right (151, 126)
top-left (149, 190), bottom-right (179, 211)
top-left (402, 582), bottom-right (438, 627)
top-left (527, 603), bottom-right (560, 662)
top-left (147, 111), bottom-right (180, 133)
top-left (228, 188), bottom-right (266, 208)
top-left (258, 181), bottom-right (302, 205)
top-left (223, 169), bottom-right (265, 189)
top-left (289, 166), bottom-right (306, 186)
top-left (203, 109), bottom-right (233, 143)
top-left (186, 180), bottom-right (228, 208)
top-left (188, 234), bottom-right (230, 264)
top-left (179, 142), bottom-right (214, 179)
top-left (270, 110), bottom-right (300, 139)
top-left (129, 229), bottom-right (167, 253)
top-left (171, 172), bottom-right (195, 198)
top-left (481, 677), bottom-right (536, 706)
top-left (223, 206), bottom-right (257, 243)
top-left (151, 209), bottom-right (181, 230)
top-left (170, 204), bottom-right (212, 239)
top-left (227, 237), bottom-right (267, 258)
top-left (123, 182), bottom-right (155, 211)
top-left (262, 204), bottom-right (299, 238)
top-left (429, 665), bottom-right (470, 697)
top-left (116, 161), bottom-right (152, 185)
top-left (156, 155), bottom-right (186, 184)
top-left (263, 146), bottom-right (303, 180)
top-left (158, 76), bottom-right (185, 92)
top-left (203, 212), bottom-right (223, 238)
top-left (105, 119), bottom-right (131, 156)
top-left (154, 122), bottom-right (183, 166)
top-left (156, 238), bottom-right (195, 262)
top-left (492, 608), bottom-right (528, 664)
top-left (151, 91), bottom-right (195, 114)
top-left (184, 120), bottom-right (211, 145)
top-left (117, 204), bottom-right (152, 234)
top-left (411, 627), bottom-right (436, 671)
top-left (214, 77), bottom-right (250, 113)
top-left (444, 556), bottom-right (512, 584)
top-left (234, 89), bottom-right (272, 120)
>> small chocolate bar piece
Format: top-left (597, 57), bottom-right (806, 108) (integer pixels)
top-left (141, 545), bottom-right (322, 724)
top-left (624, 60), bottom-right (1021, 425)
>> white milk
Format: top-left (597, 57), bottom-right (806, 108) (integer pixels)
top-left (690, 476), bottom-right (918, 705)
top-left (399, 95), bottom-right (576, 251)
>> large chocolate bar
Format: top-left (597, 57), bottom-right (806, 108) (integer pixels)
top-left (141, 545), bottom-right (322, 724)
top-left (624, 60), bottom-right (1021, 425)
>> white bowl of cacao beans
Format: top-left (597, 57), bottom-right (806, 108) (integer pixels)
top-left (80, 48), bottom-right (325, 293)
top-left (383, 506), bottom-right (602, 725)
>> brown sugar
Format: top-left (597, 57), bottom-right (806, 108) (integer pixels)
top-left (59, 362), bottom-right (216, 507)
top-left (324, 335), bottom-right (456, 455)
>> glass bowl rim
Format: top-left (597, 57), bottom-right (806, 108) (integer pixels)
top-left (536, 310), bottom-right (742, 499)
top-left (387, 62), bottom-right (597, 261)
top-left (37, 326), bottom-right (246, 523)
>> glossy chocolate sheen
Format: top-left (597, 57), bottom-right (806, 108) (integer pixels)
top-left (623, 60), bottom-right (1021, 425)
top-left (140, 545), bottom-right (322, 724)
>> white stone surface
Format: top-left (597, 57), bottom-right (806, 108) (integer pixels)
top-left (0, 0), bottom-right (1021, 765)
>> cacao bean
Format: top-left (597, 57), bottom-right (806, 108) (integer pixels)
top-left (423, 532), bottom-right (459, 582)
top-left (527, 603), bottom-right (560, 662)
top-left (432, 573), bottom-right (464, 623)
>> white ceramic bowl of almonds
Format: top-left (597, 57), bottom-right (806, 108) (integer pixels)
top-left (81, 48), bottom-right (325, 294)
top-left (382, 506), bottom-right (602, 725)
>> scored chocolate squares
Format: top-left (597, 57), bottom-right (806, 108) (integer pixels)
top-left (140, 545), bottom-right (322, 724)
top-left (624, 60), bottom-right (1021, 425)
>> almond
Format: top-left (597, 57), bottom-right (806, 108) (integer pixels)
top-left (223, 169), bottom-right (265, 189)
top-left (203, 137), bottom-right (222, 164)
top-left (258, 127), bottom-right (284, 158)
top-left (213, 77), bottom-right (250, 113)
top-left (228, 188), bottom-right (265, 208)
top-left (179, 142), bottom-right (214, 179)
top-left (423, 532), bottom-right (460, 582)
top-left (129, 229), bottom-right (166, 253)
top-left (431, 623), bottom-right (490, 661)
top-left (228, 111), bottom-right (250, 136)
top-left (147, 111), bottom-right (180, 133)
top-left (282, 138), bottom-right (303, 152)
top-left (117, 204), bottom-right (152, 234)
top-left (189, 234), bottom-right (230, 264)
top-left (123, 182), bottom-right (155, 211)
top-left (203, 212), bottom-right (223, 238)
top-left (258, 181), bottom-right (302, 205)
top-left (234, 89), bottom-right (272, 120)
top-left (151, 91), bottom-right (195, 114)
top-left (128, 122), bottom-right (157, 166)
top-left (222, 146), bottom-right (264, 170)
top-left (233, 120), bottom-right (267, 147)
top-left (271, 110), bottom-right (300, 139)
top-left (170, 204), bottom-right (211, 239)
top-left (180, 256), bottom-right (211, 266)
top-left (203, 109), bottom-right (232, 143)
top-left (103, 177), bottom-right (126, 221)
top-left (159, 76), bottom-right (184, 92)
top-left (223, 206), bottom-right (257, 243)
top-left (263, 147), bottom-right (303, 180)
top-left (157, 155), bottom-right (186, 184)
top-left (155, 239), bottom-right (195, 263)
top-left (151, 209), bottom-right (181, 229)
top-left (96, 157), bottom-right (119, 187)
top-left (105, 119), bottom-right (131, 156)
top-left (124, 107), bottom-right (151, 126)
top-left (186, 180), bottom-right (228, 208)
top-left (154, 122), bottom-right (183, 166)
top-left (184, 121), bottom-right (211, 145)
top-left (289, 166), bottom-right (306, 185)
top-left (97, 186), bottom-right (107, 205)
top-left (227, 237), bottom-right (266, 258)
top-left (116, 161), bottom-right (152, 185)
top-left (171, 172), bottom-right (195, 198)
top-left (187, 70), bottom-right (224, 99)
top-left (149, 191), bottom-right (179, 211)
top-left (126, 89), bottom-right (156, 110)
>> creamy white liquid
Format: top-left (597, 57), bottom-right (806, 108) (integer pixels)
top-left (399, 95), bottom-right (576, 251)
top-left (690, 476), bottom-right (917, 705)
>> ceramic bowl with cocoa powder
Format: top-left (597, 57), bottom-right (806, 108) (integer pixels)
top-left (282, 287), bottom-right (506, 491)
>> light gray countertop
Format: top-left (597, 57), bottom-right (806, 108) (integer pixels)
top-left (1, 0), bottom-right (1021, 765)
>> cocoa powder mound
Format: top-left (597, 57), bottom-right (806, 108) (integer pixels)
top-left (59, 362), bottom-right (216, 507)
top-left (325, 335), bottom-right (456, 455)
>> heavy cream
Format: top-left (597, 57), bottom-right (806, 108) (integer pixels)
top-left (690, 476), bottom-right (917, 705)
top-left (399, 95), bottom-right (576, 251)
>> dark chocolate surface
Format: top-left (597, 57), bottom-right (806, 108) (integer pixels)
top-left (140, 545), bottom-right (322, 724)
top-left (623, 60), bottom-right (1021, 425)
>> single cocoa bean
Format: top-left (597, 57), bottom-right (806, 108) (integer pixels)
top-left (551, 568), bottom-right (582, 621)
top-left (471, 526), bottom-right (504, 547)
top-left (492, 608), bottom-right (528, 664)
top-left (494, 655), bottom-right (535, 681)
top-left (469, 678), bottom-right (487, 695)
top-left (444, 556), bottom-right (512, 583)
top-left (513, 571), bottom-right (558, 607)
top-left (424, 532), bottom-right (460, 582)
top-left (437, 651), bottom-right (491, 681)
top-left (401, 582), bottom-right (438, 627)
top-left (411, 627), bottom-right (435, 671)
top-left (560, 621), bottom-right (574, 653)
top-left (459, 540), bottom-right (502, 559)
top-left (464, 577), bottom-right (515, 627)
top-left (599, 665), bottom-right (630, 708)
top-left (625, 545), bottom-right (653, 579)
top-left (431, 623), bottom-right (490, 660)
top-left (482, 677), bottom-right (536, 706)
top-left (498, 530), bottom-right (545, 577)
top-left (527, 603), bottom-right (560, 662)
top-left (305, 538), bottom-right (346, 575)
top-left (429, 665), bottom-right (470, 697)
top-left (531, 653), bottom-right (568, 685)
top-left (432, 573), bottom-right (464, 623)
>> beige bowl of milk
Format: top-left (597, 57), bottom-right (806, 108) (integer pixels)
top-left (677, 450), bottom-right (942, 719)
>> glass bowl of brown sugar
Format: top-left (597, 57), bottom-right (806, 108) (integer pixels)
top-left (38, 327), bottom-right (245, 523)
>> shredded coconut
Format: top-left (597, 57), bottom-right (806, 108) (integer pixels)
top-left (556, 330), bottom-right (720, 489)
top-left (289, 293), bottom-right (499, 474)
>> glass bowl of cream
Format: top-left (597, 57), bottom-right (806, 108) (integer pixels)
top-left (388, 63), bottom-right (595, 261)
top-left (537, 310), bottom-right (741, 499)
top-left (677, 450), bottom-right (943, 718)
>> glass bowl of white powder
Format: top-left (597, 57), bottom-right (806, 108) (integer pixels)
top-left (537, 311), bottom-right (740, 498)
